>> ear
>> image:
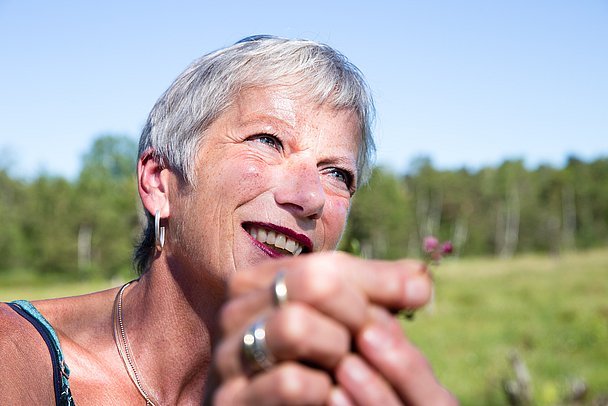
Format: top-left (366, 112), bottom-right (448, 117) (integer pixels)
top-left (138, 149), bottom-right (171, 218)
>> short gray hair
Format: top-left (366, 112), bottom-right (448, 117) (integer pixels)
top-left (135, 35), bottom-right (376, 274)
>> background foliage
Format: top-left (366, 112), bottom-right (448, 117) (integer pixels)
top-left (0, 135), bottom-right (140, 279)
top-left (1, 135), bottom-right (607, 278)
top-left (341, 157), bottom-right (608, 259)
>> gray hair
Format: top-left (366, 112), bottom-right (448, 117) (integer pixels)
top-left (135, 35), bottom-right (376, 274)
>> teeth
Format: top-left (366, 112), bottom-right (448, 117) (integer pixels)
top-left (247, 226), bottom-right (304, 256)
top-left (275, 235), bottom-right (286, 249)
top-left (285, 239), bottom-right (296, 253)
top-left (257, 229), bottom-right (267, 243)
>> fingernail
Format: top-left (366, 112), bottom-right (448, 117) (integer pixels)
top-left (329, 388), bottom-right (353, 406)
top-left (361, 323), bottom-right (396, 350)
top-left (404, 276), bottom-right (431, 306)
top-left (343, 355), bottom-right (371, 383)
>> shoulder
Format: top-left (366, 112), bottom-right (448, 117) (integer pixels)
top-left (0, 289), bottom-right (121, 404)
top-left (34, 290), bottom-right (124, 394)
top-left (0, 302), bottom-right (56, 405)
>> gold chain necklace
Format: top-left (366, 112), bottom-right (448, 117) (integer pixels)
top-left (112, 282), bottom-right (158, 406)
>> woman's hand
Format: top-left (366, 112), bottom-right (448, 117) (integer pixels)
top-left (211, 252), bottom-right (458, 405)
top-left (333, 305), bottom-right (457, 405)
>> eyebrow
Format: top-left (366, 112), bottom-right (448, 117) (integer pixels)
top-left (238, 112), bottom-right (296, 129)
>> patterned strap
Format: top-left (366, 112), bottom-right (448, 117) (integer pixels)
top-left (7, 300), bottom-right (75, 406)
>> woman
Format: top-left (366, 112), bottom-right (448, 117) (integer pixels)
top-left (0, 36), bottom-right (456, 405)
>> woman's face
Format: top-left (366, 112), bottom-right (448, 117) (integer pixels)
top-left (168, 85), bottom-right (361, 282)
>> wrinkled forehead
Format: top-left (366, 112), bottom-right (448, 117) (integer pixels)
top-left (228, 85), bottom-right (362, 152)
top-left (226, 84), bottom-right (365, 160)
top-left (229, 71), bottom-right (365, 124)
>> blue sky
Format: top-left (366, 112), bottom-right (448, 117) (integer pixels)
top-left (1, 0), bottom-right (606, 179)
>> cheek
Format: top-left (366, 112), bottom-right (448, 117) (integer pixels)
top-left (334, 198), bottom-right (351, 221)
top-left (220, 158), bottom-right (272, 201)
top-left (324, 198), bottom-right (351, 238)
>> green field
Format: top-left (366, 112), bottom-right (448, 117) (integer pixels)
top-left (2, 250), bottom-right (607, 405)
top-left (406, 249), bottom-right (608, 405)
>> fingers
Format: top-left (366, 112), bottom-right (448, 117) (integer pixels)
top-left (266, 303), bottom-right (350, 369)
top-left (328, 388), bottom-right (355, 406)
top-left (220, 289), bottom-right (269, 333)
top-left (354, 307), bottom-right (459, 406)
top-left (227, 254), bottom-right (369, 332)
top-left (213, 363), bottom-right (332, 406)
top-left (215, 302), bottom-right (350, 378)
top-left (335, 354), bottom-right (402, 406)
top-left (216, 253), bottom-right (448, 405)
top-left (227, 252), bottom-right (432, 331)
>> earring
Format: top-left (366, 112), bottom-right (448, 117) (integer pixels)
top-left (155, 209), bottom-right (165, 251)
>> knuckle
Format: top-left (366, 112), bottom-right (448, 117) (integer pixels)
top-left (273, 304), bottom-right (311, 344)
top-left (298, 256), bottom-right (345, 304)
top-left (272, 362), bottom-right (331, 402)
top-left (274, 363), bottom-right (310, 401)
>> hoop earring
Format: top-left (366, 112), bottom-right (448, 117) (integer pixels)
top-left (155, 209), bottom-right (165, 251)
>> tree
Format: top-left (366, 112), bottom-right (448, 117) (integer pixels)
top-left (404, 157), bottom-right (444, 253)
top-left (74, 134), bottom-right (140, 278)
top-left (79, 134), bottom-right (138, 180)
top-left (0, 169), bottom-right (28, 271)
top-left (20, 175), bottom-right (78, 274)
top-left (341, 167), bottom-right (414, 259)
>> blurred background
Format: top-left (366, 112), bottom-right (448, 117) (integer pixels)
top-left (1, 1), bottom-right (606, 404)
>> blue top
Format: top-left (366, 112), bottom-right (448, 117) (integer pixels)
top-left (7, 300), bottom-right (75, 406)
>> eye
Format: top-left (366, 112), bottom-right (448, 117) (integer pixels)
top-left (326, 167), bottom-right (355, 193)
top-left (250, 134), bottom-right (283, 151)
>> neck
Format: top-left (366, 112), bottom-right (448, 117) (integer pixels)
top-left (119, 257), bottom-right (226, 404)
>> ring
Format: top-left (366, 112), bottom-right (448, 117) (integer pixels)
top-left (241, 317), bottom-right (276, 374)
top-left (272, 271), bottom-right (288, 307)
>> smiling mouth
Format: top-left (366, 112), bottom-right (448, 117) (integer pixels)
top-left (243, 223), bottom-right (311, 256)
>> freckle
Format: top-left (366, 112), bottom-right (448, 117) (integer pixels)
top-left (244, 164), bottom-right (260, 176)
top-left (233, 164), bottom-right (268, 197)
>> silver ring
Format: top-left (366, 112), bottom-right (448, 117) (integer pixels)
top-left (241, 318), bottom-right (275, 374)
top-left (272, 271), bottom-right (288, 307)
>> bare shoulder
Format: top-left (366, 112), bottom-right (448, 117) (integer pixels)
top-left (34, 287), bottom-right (119, 346)
top-left (34, 289), bottom-right (126, 400)
top-left (0, 288), bottom-right (122, 404)
top-left (0, 303), bottom-right (55, 405)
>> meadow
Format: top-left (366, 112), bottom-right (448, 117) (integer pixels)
top-left (1, 249), bottom-right (607, 405)
top-left (407, 249), bottom-right (608, 405)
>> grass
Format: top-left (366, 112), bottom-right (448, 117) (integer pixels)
top-left (0, 279), bottom-right (120, 301)
top-left (0, 267), bottom-right (125, 301)
top-left (406, 249), bottom-right (608, 405)
top-left (1, 250), bottom-right (607, 405)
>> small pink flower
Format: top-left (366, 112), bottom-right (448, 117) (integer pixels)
top-left (403, 235), bottom-right (454, 321)
top-left (442, 241), bottom-right (453, 255)
top-left (423, 236), bottom-right (439, 253)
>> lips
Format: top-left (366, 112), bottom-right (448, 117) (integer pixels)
top-left (243, 222), bottom-right (312, 256)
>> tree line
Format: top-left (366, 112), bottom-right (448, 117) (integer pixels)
top-left (1, 135), bottom-right (607, 278)
top-left (342, 156), bottom-right (608, 259)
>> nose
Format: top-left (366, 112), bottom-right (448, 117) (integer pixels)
top-left (274, 159), bottom-right (325, 220)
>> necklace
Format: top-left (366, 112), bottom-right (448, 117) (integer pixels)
top-left (113, 281), bottom-right (158, 406)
